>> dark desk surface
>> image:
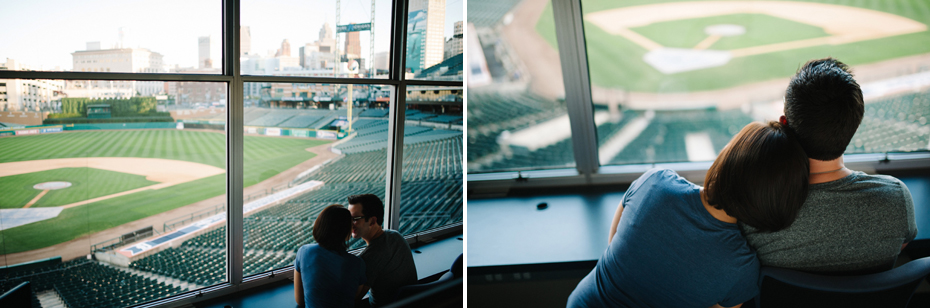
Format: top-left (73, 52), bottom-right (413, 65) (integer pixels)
top-left (468, 175), bottom-right (930, 268)
top-left (467, 192), bottom-right (625, 267)
top-left (198, 234), bottom-right (463, 308)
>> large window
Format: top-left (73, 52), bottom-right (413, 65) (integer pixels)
top-left (0, 1), bottom-right (463, 307)
top-left (467, 0), bottom-right (930, 181)
top-left (466, 0), bottom-right (575, 174)
top-left (400, 86), bottom-right (463, 236)
top-left (240, 0), bottom-right (393, 79)
top-left (0, 0), bottom-right (221, 74)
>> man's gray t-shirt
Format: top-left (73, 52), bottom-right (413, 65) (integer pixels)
top-left (359, 229), bottom-right (418, 306)
top-left (741, 171), bottom-right (917, 273)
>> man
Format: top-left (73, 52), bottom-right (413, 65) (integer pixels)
top-left (741, 57), bottom-right (917, 274)
top-left (348, 194), bottom-right (418, 307)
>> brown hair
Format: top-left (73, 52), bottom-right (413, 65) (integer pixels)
top-left (312, 204), bottom-right (352, 251)
top-left (704, 121), bottom-right (809, 232)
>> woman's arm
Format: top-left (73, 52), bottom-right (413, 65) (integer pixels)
top-left (294, 269), bottom-right (304, 306)
top-left (355, 285), bottom-right (369, 301)
top-left (608, 200), bottom-right (625, 244)
top-left (356, 285), bottom-right (369, 302)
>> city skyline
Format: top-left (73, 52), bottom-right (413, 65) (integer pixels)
top-left (0, 0), bottom-right (462, 71)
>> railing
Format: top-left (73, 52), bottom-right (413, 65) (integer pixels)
top-left (54, 285), bottom-right (74, 308)
top-left (162, 203), bottom-right (226, 232)
top-left (244, 182), bottom-right (294, 203)
top-left (91, 226), bottom-right (158, 253)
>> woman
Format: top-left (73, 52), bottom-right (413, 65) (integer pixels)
top-left (568, 121), bottom-right (809, 308)
top-left (294, 204), bottom-right (366, 308)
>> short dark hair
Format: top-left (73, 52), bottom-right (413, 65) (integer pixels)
top-left (313, 204), bottom-right (352, 251)
top-left (704, 121), bottom-right (809, 232)
top-left (784, 57), bottom-right (864, 160)
top-left (348, 194), bottom-right (384, 226)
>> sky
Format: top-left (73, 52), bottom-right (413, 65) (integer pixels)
top-left (0, 0), bottom-right (463, 71)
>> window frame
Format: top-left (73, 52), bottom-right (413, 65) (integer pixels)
top-left (0, 0), bottom-right (463, 306)
top-left (466, 0), bottom-right (930, 192)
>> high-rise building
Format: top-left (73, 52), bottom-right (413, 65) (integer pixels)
top-left (444, 21), bottom-right (463, 61)
top-left (72, 47), bottom-right (164, 73)
top-left (406, 0), bottom-right (446, 73)
top-left (373, 51), bottom-right (389, 73)
top-left (276, 39), bottom-right (291, 57)
top-left (0, 59), bottom-right (64, 112)
top-left (199, 36), bottom-right (213, 69)
top-left (297, 23), bottom-right (338, 69)
top-left (70, 44), bottom-right (166, 98)
top-left (299, 44), bottom-right (336, 70)
top-left (241, 26), bottom-right (251, 56)
top-left (320, 23), bottom-right (334, 44)
top-left (345, 26), bottom-right (361, 60)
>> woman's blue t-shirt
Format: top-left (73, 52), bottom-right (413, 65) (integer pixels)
top-left (568, 169), bottom-right (760, 307)
top-left (294, 244), bottom-right (366, 308)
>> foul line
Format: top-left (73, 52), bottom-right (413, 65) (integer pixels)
top-left (694, 35), bottom-right (721, 50)
top-left (23, 190), bottom-right (50, 208)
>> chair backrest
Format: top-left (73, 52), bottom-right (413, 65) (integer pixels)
top-left (756, 257), bottom-right (930, 307)
top-left (450, 253), bottom-right (463, 278)
top-left (394, 253), bottom-right (464, 302)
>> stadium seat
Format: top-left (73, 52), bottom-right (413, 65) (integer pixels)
top-left (754, 257), bottom-right (930, 307)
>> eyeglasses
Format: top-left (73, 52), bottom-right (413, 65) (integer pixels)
top-left (352, 216), bottom-right (368, 222)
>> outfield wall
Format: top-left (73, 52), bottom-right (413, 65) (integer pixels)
top-left (244, 126), bottom-right (347, 139)
top-left (63, 122), bottom-right (178, 131)
top-left (0, 125), bottom-right (63, 137)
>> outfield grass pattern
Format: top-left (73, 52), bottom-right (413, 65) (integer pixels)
top-left (537, 0), bottom-right (930, 92)
top-left (0, 168), bottom-right (158, 209)
top-left (0, 130), bottom-right (329, 254)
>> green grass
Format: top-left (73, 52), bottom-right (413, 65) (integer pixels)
top-left (631, 14), bottom-right (829, 50)
top-left (0, 130), bottom-right (330, 253)
top-left (0, 168), bottom-right (158, 209)
top-left (537, 0), bottom-right (930, 92)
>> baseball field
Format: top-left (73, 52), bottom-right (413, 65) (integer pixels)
top-left (535, 0), bottom-right (930, 92)
top-left (0, 130), bottom-right (329, 254)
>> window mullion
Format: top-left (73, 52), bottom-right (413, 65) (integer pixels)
top-left (223, 0), bottom-right (244, 286)
top-left (552, 0), bottom-right (599, 176)
top-left (384, 0), bottom-right (410, 230)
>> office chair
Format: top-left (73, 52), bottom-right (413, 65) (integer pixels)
top-left (755, 256), bottom-right (930, 307)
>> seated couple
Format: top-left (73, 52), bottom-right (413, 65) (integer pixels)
top-left (293, 194), bottom-right (418, 308)
top-left (568, 58), bottom-right (917, 308)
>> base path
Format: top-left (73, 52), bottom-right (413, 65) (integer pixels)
top-left (1, 142), bottom-right (338, 266)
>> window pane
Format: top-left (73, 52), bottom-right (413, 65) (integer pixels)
top-left (240, 0), bottom-right (393, 78)
top-left (581, 0), bottom-right (930, 165)
top-left (465, 0), bottom-right (574, 173)
top-left (242, 83), bottom-right (392, 277)
top-left (406, 0), bottom-right (464, 81)
top-left (400, 86), bottom-right (463, 235)
top-left (0, 80), bottom-right (228, 306)
top-left (0, 1), bottom-right (221, 73)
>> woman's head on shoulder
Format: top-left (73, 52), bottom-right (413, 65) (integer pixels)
top-left (704, 121), bottom-right (809, 232)
top-left (313, 204), bottom-right (353, 251)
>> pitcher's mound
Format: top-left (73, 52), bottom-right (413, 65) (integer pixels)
top-left (705, 24), bottom-right (746, 37)
top-left (34, 181), bottom-right (72, 190)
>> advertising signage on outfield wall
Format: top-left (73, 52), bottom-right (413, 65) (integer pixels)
top-left (0, 125), bottom-right (63, 137)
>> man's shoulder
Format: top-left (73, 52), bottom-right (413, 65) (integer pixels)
top-left (382, 230), bottom-right (413, 252)
top-left (829, 171), bottom-right (905, 189)
top-left (360, 230), bottom-right (410, 257)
